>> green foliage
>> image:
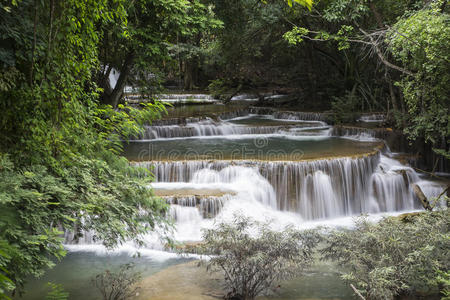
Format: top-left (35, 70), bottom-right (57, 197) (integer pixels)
top-left (0, 240), bottom-right (14, 299)
top-left (0, 0), bottom-right (170, 297)
top-left (45, 282), bottom-right (69, 300)
top-left (435, 269), bottom-right (450, 300)
top-left (322, 0), bottom-right (369, 23)
top-left (94, 102), bottom-right (166, 154)
top-left (198, 214), bottom-right (320, 300)
top-left (387, 4), bottom-right (450, 155)
top-left (286, 0), bottom-right (313, 11)
top-left (211, 0), bottom-right (301, 88)
top-left (323, 209), bottom-right (450, 299)
top-left (283, 26), bottom-right (310, 45)
top-left (0, 154), bottom-right (168, 293)
top-left (284, 0), bottom-right (449, 162)
top-left (331, 88), bottom-right (360, 124)
top-left (98, 0), bottom-right (223, 96)
top-left (206, 78), bottom-right (239, 100)
top-left (92, 263), bottom-right (141, 300)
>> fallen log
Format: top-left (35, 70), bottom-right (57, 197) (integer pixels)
top-left (412, 184), bottom-right (432, 211)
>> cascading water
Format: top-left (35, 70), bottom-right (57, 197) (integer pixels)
top-left (135, 120), bottom-right (291, 140)
top-left (133, 115), bottom-right (329, 140)
top-left (358, 113), bottom-right (386, 122)
top-left (272, 111), bottom-right (328, 121)
top-left (138, 152), bottom-right (435, 221)
top-left (67, 104), bottom-right (445, 251)
top-left (164, 194), bottom-right (229, 218)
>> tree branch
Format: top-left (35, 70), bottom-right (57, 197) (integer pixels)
top-left (359, 28), bottom-right (414, 76)
top-left (350, 284), bottom-right (366, 300)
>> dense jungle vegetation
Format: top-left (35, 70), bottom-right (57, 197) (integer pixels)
top-left (0, 0), bottom-right (448, 299)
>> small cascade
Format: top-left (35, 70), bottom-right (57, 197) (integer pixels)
top-left (132, 118), bottom-right (327, 140)
top-left (150, 116), bottom-right (210, 126)
top-left (149, 109), bottom-right (252, 126)
top-left (164, 195), bottom-right (229, 218)
top-left (125, 93), bottom-right (218, 104)
top-left (149, 108), bottom-right (328, 127)
top-left (217, 109), bottom-right (254, 120)
top-left (329, 126), bottom-right (378, 141)
top-left (158, 94), bottom-right (218, 103)
top-left (134, 123), bottom-right (298, 140)
top-left (158, 94), bottom-right (216, 100)
top-left (272, 111), bottom-right (328, 122)
top-left (148, 108), bottom-right (327, 128)
top-left (169, 205), bottom-right (204, 224)
top-left (359, 113), bottom-right (386, 122)
top-left (230, 94), bottom-right (259, 101)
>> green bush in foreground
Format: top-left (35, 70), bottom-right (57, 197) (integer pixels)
top-left (323, 209), bottom-right (450, 299)
top-left (92, 263), bottom-right (141, 300)
top-left (198, 214), bottom-right (320, 300)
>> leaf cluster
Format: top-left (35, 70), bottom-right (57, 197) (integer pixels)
top-left (92, 263), bottom-right (141, 300)
top-left (198, 214), bottom-right (321, 299)
top-left (323, 209), bottom-right (450, 299)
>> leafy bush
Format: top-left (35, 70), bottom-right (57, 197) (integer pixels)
top-left (92, 263), bottom-right (141, 300)
top-left (0, 1), bottom-right (169, 296)
top-left (387, 3), bottom-right (450, 157)
top-left (198, 214), bottom-right (320, 300)
top-left (45, 282), bottom-right (69, 300)
top-left (323, 209), bottom-right (450, 299)
top-left (0, 152), bottom-right (168, 294)
top-left (331, 89), bottom-right (360, 124)
top-left (207, 78), bottom-right (230, 100)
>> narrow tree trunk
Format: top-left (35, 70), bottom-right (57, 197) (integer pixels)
top-left (102, 52), bottom-right (134, 107)
top-left (184, 59), bottom-right (194, 90)
top-left (100, 65), bottom-right (113, 94)
top-left (389, 81), bottom-right (399, 111)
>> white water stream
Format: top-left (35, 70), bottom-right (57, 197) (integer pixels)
top-left (65, 109), bottom-right (445, 256)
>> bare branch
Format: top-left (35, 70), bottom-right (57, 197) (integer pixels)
top-left (359, 28), bottom-right (414, 76)
top-left (350, 284), bottom-right (366, 300)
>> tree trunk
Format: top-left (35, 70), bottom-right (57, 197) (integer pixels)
top-left (389, 80), bottom-right (399, 111)
top-left (184, 60), bottom-right (194, 90)
top-left (184, 57), bottom-right (198, 90)
top-left (101, 52), bottom-right (134, 107)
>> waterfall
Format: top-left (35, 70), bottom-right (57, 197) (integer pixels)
top-left (358, 113), bottom-right (386, 122)
top-left (150, 116), bottom-right (210, 126)
top-left (66, 106), bottom-right (446, 251)
top-left (132, 118), bottom-right (328, 140)
top-left (272, 111), bottom-right (328, 122)
top-left (149, 108), bottom-right (327, 127)
top-left (134, 152), bottom-right (438, 221)
top-left (164, 195), bottom-right (229, 218)
top-left (137, 122), bottom-right (285, 139)
top-left (158, 94), bottom-right (217, 101)
top-left (329, 126), bottom-right (382, 141)
top-left (149, 109), bottom-right (251, 127)
top-left (134, 123), bottom-right (316, 139)
top-left (169, 205), bottom-right (204, 223)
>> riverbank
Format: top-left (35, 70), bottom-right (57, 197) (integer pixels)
top-left (135, 259), bottom-right (356, 300)
top-left (136, 261), bottom-right (224, 300)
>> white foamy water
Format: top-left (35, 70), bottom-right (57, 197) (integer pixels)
top-left (132, 115), bottom-right (329, 140)
top-left (65, 109), bottom-right (446, 260)
top-left (66, 153), bottom-right (445, 258)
